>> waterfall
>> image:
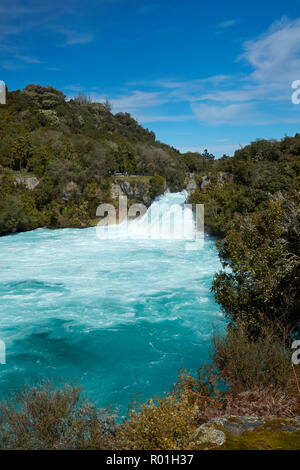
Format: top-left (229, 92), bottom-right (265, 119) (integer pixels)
top-left (96, 190), bottom-right (197, 241)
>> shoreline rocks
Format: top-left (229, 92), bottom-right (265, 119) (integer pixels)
top-left (190, 415), bottom-right (300, 450)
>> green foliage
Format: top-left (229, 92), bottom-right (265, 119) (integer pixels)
top-left (212, 194), bottom-right (300, 332)
top-left (10, 133), bottom-right (33, 171)
top-left (116, 394), bottom-right (195, 450)
top-left (0, 84), bottom-right (185, 234)
top-left (188, 136), bottom-right (300, 334)
top-left (0, 175), bottom-right (40, 235)
top-left (189, 183), bottom-right (268, 236)
top-left (0, 381), bottom-right (116, 450)
top-left (149, 174), bottom-right (165, 200)
top-left (182, 152), bottom-right (207, 173)
top-left (212, 320), bottom-right (292, 391)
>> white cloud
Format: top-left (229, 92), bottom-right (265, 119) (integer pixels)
top-left (191, 103), bottom-right (254, 125)
top-left (16, 55), bottom-right (41, 63)
top-left (109, 91), bottom-right (168, 112)
top-left (197, 89), bottom-right (256, 103)
top-left (129, 17), bottom-right (300, 127)
top-left (64, 84), bottom-right (84, 93)
top-left (65, 89), bottom-right (170, 115)
top-left (196, 81), bottom-right (288, 103)
top-left (135, 114), bottom-right (193, 123)
top-left (217, 19), bottom-right (239, 28)
top-left (215, 19), bottom-right (240, 35)
top-left (155, 75), bottom-right (231, 89)
top-left (59, 30), bottom-right (94, 46)
top-left (10, 13), bottom-right (296, 130)
top-left (0, 60), bottom-right (24, 71)
top-left (148, 76), bottom-right (232, 104)
top-left (61, 16), bottom-right (300, 128)
top-left (186, 17), bottom-right (300, 124)
top-left (241, 17), bottom-right (300, 83)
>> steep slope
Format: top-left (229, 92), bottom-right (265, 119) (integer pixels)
top-left (0, 84), bottom-right (186, 234)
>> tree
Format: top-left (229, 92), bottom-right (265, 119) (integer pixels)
top-left (202, 149), bottom-right (215, 160)
top-left (11, 133), bottom-right (33, 171)
top-left (104, 98), bottom-right (112, 112)
top-left (73, 93), bottom-right (91, 106)
top-left (149, 174), bottom-right (165, 200)
top-left (212, 195), bottom-right (300, 336)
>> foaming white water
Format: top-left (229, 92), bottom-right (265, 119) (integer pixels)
top-left (96, 190), bottom-right (196, 241)
top-left (0, 191), bottom-right (222, 411)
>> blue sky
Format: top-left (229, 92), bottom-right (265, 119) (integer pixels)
top-left (1, 0), bottom-right (300, 156)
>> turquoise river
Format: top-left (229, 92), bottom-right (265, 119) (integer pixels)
top-left (0, 191), bottom-right (223, 414)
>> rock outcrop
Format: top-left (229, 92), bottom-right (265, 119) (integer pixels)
top-left (190, 416), bottom-right (300, 450)
top-left (185, 171), bottom-right (235, 193)
top-left (14, 176), bottom-right (40, 190)
top-left (61, 181), bottom-right (80, 202)
top-left (111, 178), bottom-right (151, 206)
top-left (185, 174), bottom-right (197, 193)
top-left (200, 172), bottom-right (234, 190)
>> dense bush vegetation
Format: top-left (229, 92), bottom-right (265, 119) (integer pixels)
top-left (211, 320), bottom-right (292, 391)
top-left (0, 381), bottom-right (116, 450)
top-left (188, 137), bottom-right (300, 336)
top-left (0, 84), bottom-right (186, 234)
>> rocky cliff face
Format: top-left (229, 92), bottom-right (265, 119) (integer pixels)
top-left (185, 171), bottom-right (234, 192)
top-left (111, 178), bottom-right (151, 206)
top-left (14, 176), bottom-right (40, 190)
top-left (185, 174), bottom-right (197, 193)
top-left (200, 171), bottom-right (234, 190)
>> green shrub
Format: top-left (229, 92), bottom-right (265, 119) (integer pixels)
top-left (212, 320), bottom-right (292, 392)
top-left (116, 394), bottom-right (195, 450)
top-left (149, 173), bottom-right (165, 200)
top-left (0, 381), bottom-right (116, 450)
top-left (212, 194), bottom-right (300, 334)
